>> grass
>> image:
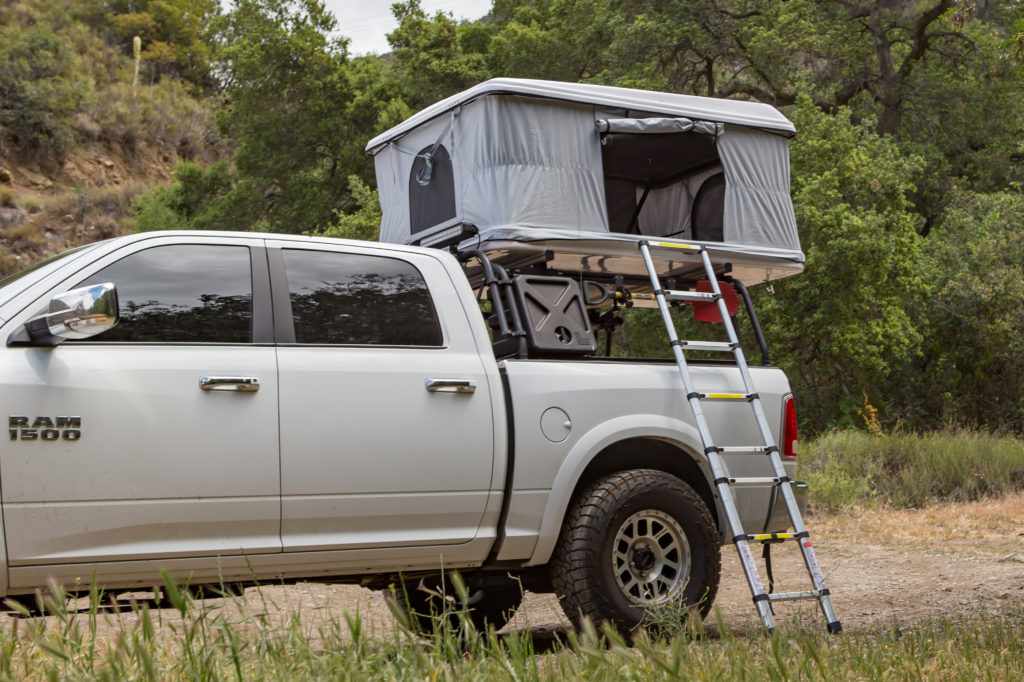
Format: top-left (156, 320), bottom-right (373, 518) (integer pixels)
top-left (0, 431), bottom-right (1019, 679)
top-left (799, 429), bottom-right (1024, 510)
top-left (0, 576), bottom-right (1019, 681)
top-left (4, 222), bottom-right (44, 246)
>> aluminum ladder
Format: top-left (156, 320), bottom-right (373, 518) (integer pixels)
top-left (638, 240), bottom-right (841, 634)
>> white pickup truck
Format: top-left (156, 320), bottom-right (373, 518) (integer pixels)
top-left (0, 230), bottom-right (801, 631)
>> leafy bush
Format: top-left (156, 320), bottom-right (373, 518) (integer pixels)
top-left (87, 80), bottom-right (222, 158)
top-left (314, 176), bottom-right (382, 241)
top-left (800, 429), bottom-right (1024, 510)
top-left (132, 161), bottom-right (251, 232)
top-left (904, 191), bottom-right (1024, 431)
top-left (0, 22), bottom-right (88, 162)
top-left (5, 222), bottom-right (44, 245)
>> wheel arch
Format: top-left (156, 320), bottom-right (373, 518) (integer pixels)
top-left (526, 418), bottom-right (720, 567)
top-left (574, 438), bottom-right (719, 533)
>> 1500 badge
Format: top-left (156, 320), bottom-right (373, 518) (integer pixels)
top-left (9, 416), bottom-right (81, 441)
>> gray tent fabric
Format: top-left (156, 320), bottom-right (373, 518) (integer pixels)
top-left (717, 125), bottom-right (799, 251)
top-left (636, 165), bottom-right (724, 239)
top-left (366, 78), bottom-right (796, 151)
top-left (369, 78), bottom-right (804, 271)
top-left (459, 97), bottom-right (608, 234)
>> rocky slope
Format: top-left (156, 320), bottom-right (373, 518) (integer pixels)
top-left (0, 139), bottom-right (184, 277)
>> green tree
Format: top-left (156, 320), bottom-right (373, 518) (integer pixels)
top-left (93, 0), bottom-right (222, 89)
top-left (754, 99), bottom-right (927, 432)
top-left (486, 0), bottom-right (612, 82)
top-left (386, 0), bottom-right (492, 108)
top-left (903, 191), bottom-right (1024, 431)
top-left (486, 1), bottom-right (1024, 219)
top-left (139, 0), bottom-right (408, 234)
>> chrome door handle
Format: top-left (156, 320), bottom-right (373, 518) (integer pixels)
top-left (200, 376), bottom-right (260, 392)
top-left (425, 378), bottom-right (476, 394)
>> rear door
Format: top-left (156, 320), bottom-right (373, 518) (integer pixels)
top-left (273, 243), bottom-right (497, 552)
top-left (0, 236), bottom-right (281, 571)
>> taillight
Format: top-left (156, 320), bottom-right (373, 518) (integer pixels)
top-left (782, 395), bottom-right (798, 458)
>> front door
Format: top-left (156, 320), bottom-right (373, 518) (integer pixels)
top-left (0, 238), bottom-right (281, 571)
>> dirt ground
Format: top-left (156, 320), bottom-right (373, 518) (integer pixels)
top-left (9, 493), bottom-right (1024, 642)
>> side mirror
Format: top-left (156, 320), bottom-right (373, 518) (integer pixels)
top-left (18, 283), bottom-right (119, 346)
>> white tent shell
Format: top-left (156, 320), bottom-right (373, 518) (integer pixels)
top-left (367, 78), bottom-right (804, 285)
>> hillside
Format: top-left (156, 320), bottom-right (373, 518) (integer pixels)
top-left (0, 0), bottom-right (224, 275)
top-left (0, 138), bottom-right (208, 275)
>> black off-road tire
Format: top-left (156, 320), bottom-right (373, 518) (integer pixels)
top-left (391, 574), bottom-right (524, 634)
top-left (550, 469), bottom-right (721, 633)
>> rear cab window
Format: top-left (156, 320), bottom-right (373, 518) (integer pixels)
top-left (280, 248), bottom-right (442, 346)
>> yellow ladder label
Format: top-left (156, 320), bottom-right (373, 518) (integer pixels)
top-left (654, 242), bottom-right (699, 250)
top-left (750, 533), bottom-right (795, 541)
top-left (706, 392), bottom-right (746, 400)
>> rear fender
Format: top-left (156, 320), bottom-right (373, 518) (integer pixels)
top-left (525, 415), bottom-right (708, 567)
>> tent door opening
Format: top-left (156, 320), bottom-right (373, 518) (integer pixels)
top-left (599, 119), bottom-right (725, 242)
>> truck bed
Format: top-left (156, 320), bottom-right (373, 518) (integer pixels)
top-left (497, 358), bottom-right (797, 565)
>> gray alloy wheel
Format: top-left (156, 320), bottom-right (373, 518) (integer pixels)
top-left (550, 469), bottom-right (721, 633)
top-left (612, 508), bottom-right (691, 604)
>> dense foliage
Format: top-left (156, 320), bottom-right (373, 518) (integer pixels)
top-left (4, 0), bottom-right (1024, 434)
top-left (0, 0), bottom-right (223, 167)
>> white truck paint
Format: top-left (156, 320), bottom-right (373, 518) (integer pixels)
top-left (0, 231), bottom-right (800, 630)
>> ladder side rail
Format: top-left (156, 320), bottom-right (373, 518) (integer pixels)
top-left (698, 251), bottom-right (779, 448)
top-left (697, 248), bottom-right (841, 632)
top-left (639, 241), bottom-right (776, 631)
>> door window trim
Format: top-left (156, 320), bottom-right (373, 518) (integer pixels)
top-left (15, 238), bottom-right (274, 346)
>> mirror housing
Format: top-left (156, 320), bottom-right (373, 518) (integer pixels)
top-left (16, 283), bottom-right (119, 346)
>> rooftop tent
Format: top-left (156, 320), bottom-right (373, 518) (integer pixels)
top-left (366, 78), bottom-right (804, 284)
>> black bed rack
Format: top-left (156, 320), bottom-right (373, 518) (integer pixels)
top-left (409, 221), bottom-right (770, 365)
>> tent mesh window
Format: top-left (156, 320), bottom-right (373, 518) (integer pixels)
top-left (601, 130), bottom-right (724, 242)
top-left (409, 144), bottom-right (456, 235)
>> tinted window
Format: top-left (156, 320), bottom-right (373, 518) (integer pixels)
top-left (73, 245), bottom-right (252, 343)
top-left (283, 249), bottom-right (442, 346)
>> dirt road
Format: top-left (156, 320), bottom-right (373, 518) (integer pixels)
top-left (10, 494), bottom-right (1023, 640)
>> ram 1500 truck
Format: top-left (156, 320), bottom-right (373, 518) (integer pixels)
top-left (0, 230), bottom-right (801, 632)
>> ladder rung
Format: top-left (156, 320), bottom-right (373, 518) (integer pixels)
top-left (715, 445), bottom-right (776, 454)
top-left (723, 477), bottom-right (786, 488)
top-left (662, 289), bottom-right (719, 303)
top-left (675, 340), bottom-right (737, 352)
top-left (747, 532), bottom-right (802, 542)
top-left (698, 392), bottom-right (756, 402)
top-left (767, 590), bottom-right (829, 603)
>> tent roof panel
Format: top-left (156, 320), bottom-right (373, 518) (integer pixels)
top-left (365, 78), bottom-right (795, 154)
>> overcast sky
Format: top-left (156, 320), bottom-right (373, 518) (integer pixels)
top-left (324, 0), bottom-right (494, 55)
